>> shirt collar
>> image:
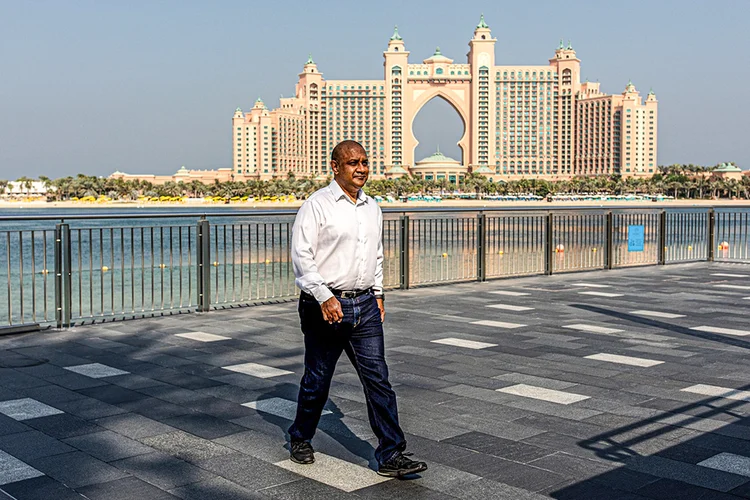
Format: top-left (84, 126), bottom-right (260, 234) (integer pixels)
top-left (329, 180), bottom-right (368, 206)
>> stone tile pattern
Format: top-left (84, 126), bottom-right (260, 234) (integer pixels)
top-left (0, 262), bottom-right (749, 498)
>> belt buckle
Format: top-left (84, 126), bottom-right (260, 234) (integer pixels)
top-left (340, 291), bottom-right (356, 299)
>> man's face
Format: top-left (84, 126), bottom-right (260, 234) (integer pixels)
top-left (333, 146), bottom-right (369, 192)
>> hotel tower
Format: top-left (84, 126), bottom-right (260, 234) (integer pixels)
top-left (232, 16), bottom-right (658, 182)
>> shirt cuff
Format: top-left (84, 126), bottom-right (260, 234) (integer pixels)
top-left (310, 285), bottom-right (334, 304)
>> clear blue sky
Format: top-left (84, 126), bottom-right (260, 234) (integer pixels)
top-left (1, 0), bottom-right (748, 180)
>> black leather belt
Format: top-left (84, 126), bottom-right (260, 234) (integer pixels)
top-left (329, 287), bottom-right (373, 299)
top-left (300, 288), bottom-right (374, 301)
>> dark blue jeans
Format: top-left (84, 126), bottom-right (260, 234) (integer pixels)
top-left (288, 292), bottom-right (406, 465)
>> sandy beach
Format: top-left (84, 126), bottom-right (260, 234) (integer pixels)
top-left (1, 198), bottom-right (749, 210)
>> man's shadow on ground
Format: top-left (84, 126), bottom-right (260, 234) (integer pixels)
top-left (254, 382), bottom-right (380, 470)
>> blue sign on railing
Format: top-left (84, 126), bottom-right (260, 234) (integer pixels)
top-left (628, 225), bottom-right (645, 252)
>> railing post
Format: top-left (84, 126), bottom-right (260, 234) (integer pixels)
top-left (707, 208), bottom-right (715, 262)
top-left (399, 215), bottom-right (410, 289)
top-left (605, 211), bottom-right (614, 270)
top-left (54, 223), bottom-right (71, 328)
top-left (197, 218), bottom-right (211, 312)
top-left (545, 212), bottom-right (554, 275)
top-left (658, 210), bottom-right (667, 265)
top-left (477, 213), bottom-right (487, 282)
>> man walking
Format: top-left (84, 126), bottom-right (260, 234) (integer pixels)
top-left (288, 140), bottom-right (427, 477)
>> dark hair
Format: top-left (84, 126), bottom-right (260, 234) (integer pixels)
top-left (331, 140), bottom-right (365, 165)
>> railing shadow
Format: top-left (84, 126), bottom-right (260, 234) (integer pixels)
top-left (550, 385), bottom-right (750, 498)
top-left (571, 303), bottom-right (750, 351)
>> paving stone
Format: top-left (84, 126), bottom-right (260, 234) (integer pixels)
top-left (140, 431), bottom-right (235, 462)
top-left (0, 398), bottom-right (63, 421)
top-left (445, 451), bottom-right (569, 492)
top-left (442, 477), bottom-right (551, 500)
top-left (0, 430), bottom-right (75, 462)
top-left (698, 452), bottom-right (750, 478)
top-left (77, 476), bottom-right (180, 500)
top-left (470, 319), bottom-right (527, 329)
top-left (0, 449), bottom-right (44, 486)
top-left (354, 479), bottom-right (457, 499)
top-left (175, 332), bottom-right (231, 342)
top-left (579, 291), bottom-right (625, 297)
top-left (105, 373), bottom-right (168, 390)
top-left (547, 480), bottom-right (650, 500)
top-left (147, 370), bottom-right (225, 391)
top-left (76, 384), bottom-right (151, 404)
top-left (181, 397), bottom-right (256, 420)
top-left (588, 466), bottom-right (661, 493)
top-left (161, 413), bottom-right (246, 440)
top-left (563, 324), bottom-right (624, 335)
top-left (681, 384), bottom-right (750, 402)
top-left (585, 353), bottom-right (665, 367)
top-left (48, 373), bottom-right (112, 390)
top-left (243, 396), bottom-right (330, 420)
top-left (198, 452), bottom-right (302, 491)
top-left (691, 325), bottom-right (750, 337)
top-left (0, 370), bottom-right (49, 390)
top-left (486, 303), bottom-right (535, 311)
top-left (212, 429), bottom-right (290, 463)
top-left (168, 476), bottom-right (267, 500)
top-left (222, 362), bottom-right (293, 378)
top-left (23, 413), bottom-right (103, 439)
top-left (629, 310), bottom-right (686, 319)
top-left (635, 478), bottom-right (738, 500)
top-left (442, 432), bottom-right (552, 463)
top-left (52, 396), bottom-right (127, 420)
top-left (0, 475), bottom-right (86, 499)
top-left (94, 413), bottom-right (178, 439)
top-left (624, 455), bottom-right (749, 492)
top-left (492, 373), bottom-right (579, 390)
top-left (63, 363), bottom-right (130, 378)
top-left (136, 385), bottom-right (212, 404)
top-left (0, 414), bottom-right (30, 436)
top-left (729, 481), bottom-right (750, 499)
top-left (529, 451), bottom-right (618, 480)
top-left (21, 384), bottom-right (94, 405)
top-left (28, 451), bottom-right (128, 489)
top-left (116, 397), bottom-right (192, 420)
top-left (497, 384), bottom-right (590, 405)
top-left (63, 430), bottom-right (154, 462)
top-left (111, 451), bottom-right (215, 490)
top-left (262, 478), bottom-right (356, 500)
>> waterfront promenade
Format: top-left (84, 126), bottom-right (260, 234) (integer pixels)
top-left (1, 262), bottom-right (750, 499)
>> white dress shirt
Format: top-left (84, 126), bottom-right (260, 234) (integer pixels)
top-left (292, 180), bottom-right (384, 303)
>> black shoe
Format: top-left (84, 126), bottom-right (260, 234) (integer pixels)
top-left (377, 452), bottom-right (428, 477)
top-left (290, 441), bottom-right (314, 464)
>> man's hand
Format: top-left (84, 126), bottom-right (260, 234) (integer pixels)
top-left (376, 297), bottom-right (385, 323)
top-left (320, 296), bottom-right (343, 324)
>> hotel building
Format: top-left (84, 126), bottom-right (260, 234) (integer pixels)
top-left (232, 16), bottom-right (658, 182)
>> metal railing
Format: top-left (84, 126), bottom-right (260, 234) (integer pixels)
top-left (1, 206), bottom-right (748, 330)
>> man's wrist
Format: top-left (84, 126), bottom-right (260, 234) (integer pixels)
top-left (374, 293), bottom-right (384, 302)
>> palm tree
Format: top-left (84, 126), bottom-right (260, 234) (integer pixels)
top-left (740, 176), bottom-right (750, 200)
top-left (710, 177), bottom-right (726, 199)
top-left (666, 180), bottom-right (683, 199)
top-left (0, 179), bottom-right (8, 197)
top-left (187, 180), bottom-right (206, 199)
top-left (461, 172), bottom-right (489, 199)
top-left (15, 176), bottom-right (34, 197)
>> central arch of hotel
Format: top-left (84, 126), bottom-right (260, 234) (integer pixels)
top-left (407, 89), bottom-right (469, 167)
